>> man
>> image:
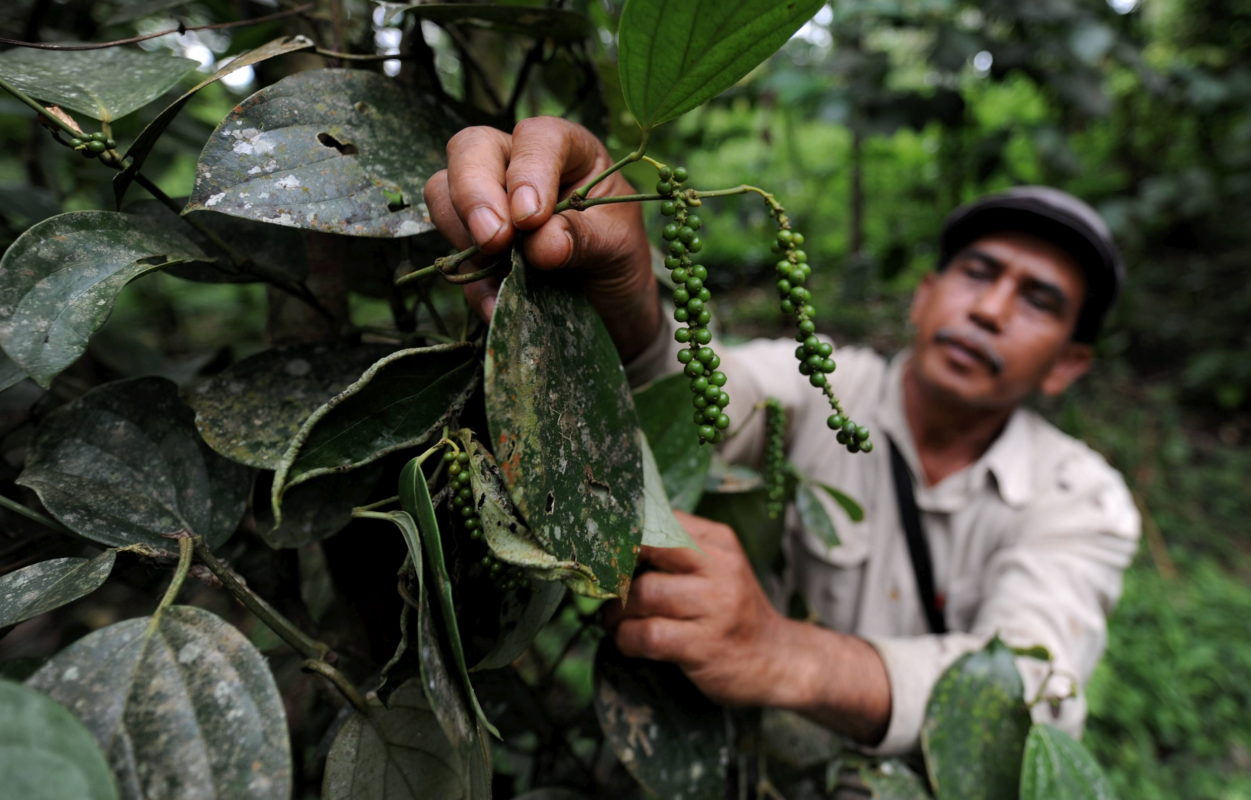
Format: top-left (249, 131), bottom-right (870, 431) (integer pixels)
top-left (424, 117), bottom-right (1140, 754)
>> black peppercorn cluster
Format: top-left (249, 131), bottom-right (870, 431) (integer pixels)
top-left (444, 448), bottom-right (522, 591)
top-left (769, 213), bottom-right (872, 455)
top-left (658, 165), bottom-right (730, 445)
top-left (764, 398), bottom-right (787, 518)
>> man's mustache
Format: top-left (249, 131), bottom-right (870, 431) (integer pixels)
top-left (934, 329), bottom-right (1004, 376)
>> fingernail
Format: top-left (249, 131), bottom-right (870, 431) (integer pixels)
top-left (468, 206), bottom-right (504, 245)
top-left (512, 185), bottom-right (540, 221)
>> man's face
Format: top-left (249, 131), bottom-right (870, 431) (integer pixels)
top-left (908, 230), bottom-right (1094, 411)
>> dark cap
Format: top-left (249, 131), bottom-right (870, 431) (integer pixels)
top-left (938, 186), bottom-right (1124, 342)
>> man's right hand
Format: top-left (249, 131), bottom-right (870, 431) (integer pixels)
top-left (423, 117), bottom-right (661, 360)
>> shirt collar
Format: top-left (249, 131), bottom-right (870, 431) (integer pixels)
top-left (877, 350), bottom-right (1034, 511)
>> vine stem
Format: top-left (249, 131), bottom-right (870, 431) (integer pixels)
top-left (0, 494), bottom-right (72, 534)
top-left (191, 535), bottom-right (331, 662)
top-left (302, 659), bottom-right (370, 714)
top-left (149, 534), bottom-right (194, 632)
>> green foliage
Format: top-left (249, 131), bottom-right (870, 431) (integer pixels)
top-left (0, 679), bottom-right (117, 800)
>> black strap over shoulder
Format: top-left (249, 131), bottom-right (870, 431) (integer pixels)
top-left (886, 436), bottom-right (948, 635)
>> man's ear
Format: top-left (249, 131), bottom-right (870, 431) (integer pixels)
top-left (909, 272), bottom-right (937, 327)
top-left (1040, 341), bottom-right (1094, 396)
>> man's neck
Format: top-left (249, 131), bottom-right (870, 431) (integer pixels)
top-left (901, 360), bottom-right (1015, 487)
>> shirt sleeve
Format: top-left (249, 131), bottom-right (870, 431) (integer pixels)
top-left (864, 449), bottom-right (1140, 755)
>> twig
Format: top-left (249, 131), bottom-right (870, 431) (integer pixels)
top-left (0, 5), bottom-right (316, 50)
top-left (302, 658), bottom-right (370, 714)
top-left (0, 494), bottom-right (71, 534)
top-left (149, 534), bottom-right (193, 631)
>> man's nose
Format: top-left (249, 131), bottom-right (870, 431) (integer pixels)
top-left (969, 279), bottom-right (1013, 332)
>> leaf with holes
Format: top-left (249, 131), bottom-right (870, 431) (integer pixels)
top-left (18, 377), bottom-right (252, 551)
top-left (0, 679), bottom-right (118, 800)
top-left (0, 211), bottom-right (207, 387)
top-left (0, 551), bottom-right (115, 628)
top-left (26, 606), bottom-right (291, 799)
top-left (0, 46), bottom-right (196, 122)
top-left (271, 343), bottom-right (475, 523)
top-left (485, 253), bottom-right (643, 599)
top-left (617, 0), bottom-right (824, 129)
top-left (922, 636), bottom-right (1032, 800)
top-left (186, 68), bottom-right (454, 237)
top-left (634, 373), bottom-right (710, 512)
top-left (1019, 724), bottom-right (1117, 800)
top-left (593, 641), bottom-right (728, 798)
top-left (114, 36), bottom-right (313, 206)
top-left (190, 342), bottom-right (395, 469)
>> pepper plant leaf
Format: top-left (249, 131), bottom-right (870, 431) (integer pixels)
top-left (18, 377), bottom-right (252, 552)
top-left (114, 35), bottom-right (314, 206)
top-left (921, 636), bottom-right (1032, 800)
top-left (858, 759), bottom-right (933, 799)
top-left (1019, 724), bottom-right (1118, 800)
top-left (617, 0), bottom-right (824, 129)
top-left (0, 211), bottom-right (208, 387)
top-left (0, 351), bottom-right (25, 394)
top-left (186, 68), bottom-right (454, 237)
top-left (26, 606), bottom-right (291, 799)
top-left (0, 679), bottom-right (118, 800)
top-left (270, 343), bottom-right (476, 523)
top-left (633, 373), bottom-right (710, 512)
top-left (795, 483), bottom-right (841, 548)
top-left (484, 253), bottom-right (643, 599)
top-left (0, 46), bottom-right (196, 122)
top-left (0, 551), bottom-right (116, 628)
top-left (592, 641), bottom-right (729, 799)
top-left (190, 342), bottom-right (395, 469)
top-left (639, 431), bottom-right (697, 549)
top-left (385, 3), bottom-right (591, 41)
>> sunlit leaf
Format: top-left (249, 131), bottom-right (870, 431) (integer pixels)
top-left (816, 482), bottom-right (865, 522)
top-left (634, 373), bottom-right (710, 511)
top-left (190, 342), bottom-right (394, 469)
top-left (271, 343), bottom-right (476, 523)
top-left (0, 211), bottom-right (207, 387)
top-left (921, 636), bottom-right (1031, 800)
top-left (114, 36), bottom-right (313, 206)
top-left (27, 606), bottom-right (291, 799)
top-left (0, 679), bottom-right (118, 800)
top-left (593, 641), bottom-right (728, 798)
top-left (186, 68), bottom-right (453, 237)
top-left (795, 483), bottom-right (840, 548)
top-left (0, 46), bottom-right (196, 122)
top-left (617, 0), bottom-right (824, 129)
top-left (1020, 724), bottom-right (1117, 800)
top-left (18, 377), bottom-right (252, 551)
top-left (639, 431), bottom-right (697, 549)
top-left (485, 254), bottom-right (643, 598)
top-left (386, 3), bottom-right (590, 41)
top-left (0, 551), bottom-right (115, 627)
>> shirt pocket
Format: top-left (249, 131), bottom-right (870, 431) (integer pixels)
top-left (787, 501), bottom-right (871, 629)
top-left (942, 572), bottom-right (983, 632)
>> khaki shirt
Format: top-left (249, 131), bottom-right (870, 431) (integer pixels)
top-left (627, 325), bottom-right (1141, 755)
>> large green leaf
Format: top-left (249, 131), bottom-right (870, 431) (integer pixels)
top-left (254, 465), bottom-right (385, 549)
top-left (921, 637), bottom-right (1032, 800)
top-left (0, 211), bottom-right (207, 387)
top-left (639, 431), bottom-right (697, 549)
top-left (114, 36), bottom-right (314, 206)
top-left (0, 679), bottom-right (118, 800)
top-left (1019, 724), bottom-right (1117, 800)
top-left (387, 3), bottom-right (591, 42)
top-left (0, 350), bottom-right (25, 393)
top-left (18, 377), bottom-right (252, 551)
top-left (593, 641), bottom-right (728, 799)
top-left (323, 679), bottom-right (467, 800)
top-left (190, 342), bottom-right (395, 469)
top-left (186, 68), bottom-right (453, 237)
top-left (485, 254), bottom-right (643, 599)
top-left (0, 551), bottom-right (115, 627)
top-left (795, 483), bottom-right (840, 548)
top-left (616, 0), bottom-right (824, 129)
top-left (26, 606), bottom-right (291, 799)
top-left (633, 373), bottom-right (710, 512)
top-left (0, 46), bottom-right (197, 122)
top-left (271, 343), bottom-right (476, 522)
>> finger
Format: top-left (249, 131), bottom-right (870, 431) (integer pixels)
top-left (638, 541), bottom-right (708, 574)
top-left (615, 617), bottom-right (701, 663)
top-left (462, 276), bottom-right (501, 322)
top-left (673, 510), bottom-right (741, 553)
top-left (423, 170), bottom-right (474, 251)
top-left (443, 126), bottom-right (514, 253)
top-left (620, 572), bottom-right (706, 621)
top-left (506, 117), bottom-right (610, 230)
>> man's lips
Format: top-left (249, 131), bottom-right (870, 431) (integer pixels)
top-left (934, 329), bottom-right (1004, 376)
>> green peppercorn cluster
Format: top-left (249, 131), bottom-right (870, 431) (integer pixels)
top-left (657, 165), bottom-right (730, 445)
top-left (68, 131), bottom-right (116, 158)
top-left (444, 449), bottom-right (522, 591)
top-left (769, 217), bottom-right (873, 455)
top-left (764, 398), bottom-right (787, 518)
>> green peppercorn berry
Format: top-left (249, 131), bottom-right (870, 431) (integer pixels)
top-left (716, 391), bottom-right (730, 408)
top-left (694, 327), bottom-right (712, 344)
top-left (677, 348), bottom-right (694, 364)
top-left (843, 420), bottom-right (857, 435)
top-left (90, 131), bottom-right (107, 142)
top-left (696, 310), bottom-right (712, 325)
top-left (715, 414), bottom-right (730, 430)
top-left (692, 264), bottom-right (708, 280)
top-left (687, 214), bottom-right (702, 230)
top-left (673, 166), bottom-right (689, 183)
top-left (678, 226), bottom-right (696, 244)
top-left (777, 229), bottom-right (794, 245)
top-left (777, 279), bottom-right (792, 295)
top-left (658, 166), bottom-right (673, 181)
top-left (674, 307), bottom-right (689, 322)
top-left (675, 326), bottom-right (692, 343)
top-left (836, 430), bottom-right (850, 445)
top-left (657, 180), bottom-right (673, 195)
top-left (822, 358), bottom-right (836, 373)
top-left (687, 297), bottom-right (705, 314)
top-left (854, 426), bottom-right (870, 442)
top-left (87, 140), bottom-right (107, 153)
top-left (687, 237), bottom-right (703, 253)
top-left (673, 287), bottom-right (690, 305)
top-left (661, 200), bottom-right (677, 216)
top-left (668, 241), bottom-right (686, 257)
top-left (780, 300), bottom-right (795, 314)
top-left (443, 450), bottom-right (457, 462)
top-left (692, 376), bottom-right (709, 393)
top-left (810, 374), bottom-right (828, 388)
top-left (448, 461), bottom-right (462, 476)
top-left (69, 136), bottom-right (83, 147)
top-left (789, 286), bottom-right (810, 303)
top-left (685, 362), bottom-right (705, 378)
top-left (684, 277), bottom-right (702, 294)
top-left (798, 362), bottom-right (812, 376)
top-left (697, 288), bottom-right (711, 302)
top-left (697, 347), bottom-right (715, 364)
top-left (710, 371), bottom-right (727, 387)
top-left (827, 414), bottom-right (846, 430)
top-left (799, 319), bottom-right (816, 335)
top-left (698, 425), bottom-right (716, 442)
top-left (662, 223), bottom-right (680, 241)
top-left (860, 440), bottom-right (874, 453)
top-left (792, 232), bottom-right (805, 246)
top-left (806, 354), bottom-right (823, 370)
top-left (703, 406), bottom-right (721, 422)
top-left (670, 266), bottom-right (688, 282)
top-left (105, 138), bottom-right (116, 148)
top-left (693, 397), bottom-right (708, 411)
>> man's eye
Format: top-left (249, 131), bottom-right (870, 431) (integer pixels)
top-left (961, 263), bottom-right (992, 280)
top-left (1025, 291), bottom-right (1061, 314)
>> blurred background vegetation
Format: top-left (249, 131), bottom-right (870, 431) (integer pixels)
top-left (0, 0), bottom-right (1247, 796)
